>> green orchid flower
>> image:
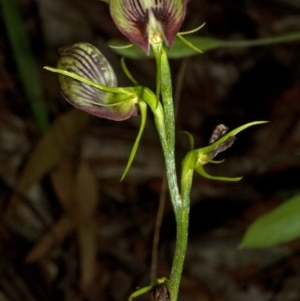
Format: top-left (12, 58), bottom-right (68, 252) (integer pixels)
top-left (181, 121), bottom-right (268, 183)
top-left (109, 0), bottom-right (188, 54)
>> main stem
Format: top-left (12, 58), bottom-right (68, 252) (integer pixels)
top-left (154, 99), bottom-right (188, 301)
top-left (152, 43), bottom-right (190, 301)
top-left (168, 206), bottom-right (189, 301)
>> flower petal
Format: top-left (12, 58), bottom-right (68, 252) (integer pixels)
top-left (152, 0), bottom-right (186, 48)
top-left (110, 0), bottom-right (186, 54)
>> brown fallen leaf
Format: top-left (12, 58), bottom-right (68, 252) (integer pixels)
top-left (50, 160), bottom-right (76, 217)
top-left (8, 109), bottom-right (91, 215)
top-left (25, 215), bottom-right (74, 263)
top-left (74, 161), bottom-right (99, 223)
top-left (30, 160), bottom-right (99, 291)
top-left (74, 162), bottom-right (99, 291)
top-left (50, 161), bottom-right (99, 224)
top-left (77, 224), bottom-right (97, 292)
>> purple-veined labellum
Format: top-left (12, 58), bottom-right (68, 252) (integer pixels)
top-left (151, 283), bottom-right (170, 301)
top-left (209, 124), bottom-right (236, 158)
top-left (57, 43), bottom-right (137, 121)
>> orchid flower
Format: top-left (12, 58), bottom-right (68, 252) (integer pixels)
top-left (54, 43), bottom-right (138, 121)
top-left (110, 0), bottom-right (188, 54)
top-left (181, 121), bottom-right (268, 183)
top-left (45, 43), bottom-right (162, 179)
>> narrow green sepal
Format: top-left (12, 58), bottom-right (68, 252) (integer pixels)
top-left (44, 67), bottom-right (123, 94)
top-left (109, 43), bottom-right (134, 50)
top-left (178, 23), bottom-right (206, 36)
top-left (120, 57), bottom-right (138, 86)
top-left (176, 23), bottom-right (206, 54)
top-left (201, 121), bottom-right (269, 155)
top-left (177, 34), bottom-right (203, 53)
top-left (195, 165), bottom-right (242, 182)
top-left (121, 101), bottom-right (147, 180)
top-left (179, 131), bottom-right (195, 150)
top-left (209, 159), bottom-right (225, 164)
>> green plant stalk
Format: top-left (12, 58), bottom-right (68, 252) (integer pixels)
top-left (1, 0), bottom-right (49, 134)
top-left (152, 43), bottom-right (190, 301)
top-left (152, 44), bottom-right (175, 149)
top-left (167, 155), bottom-right (194, 300)
top-left (168, 205), bottom-right (190, 301)
top-left (153, 99), bottom-right (188, 301)
top-left (152, 43), bottom-right (181, 211)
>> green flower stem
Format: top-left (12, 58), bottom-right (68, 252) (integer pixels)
top-left (153, 104), bottom-right (188, 301)
top-left (152, 44), bottom-right (175, 149)
top-left (166, 154), bottom-right (194, 300)
top-left (168, 205), bottom-right (190, 301)
top-left (151, 43), bottom-right (190, 301)
top-left (152, 43), bottom-right (181, 211)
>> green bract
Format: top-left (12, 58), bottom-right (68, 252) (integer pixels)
top-left (57, 43), bottom-right (137, 121)
top-left (109, 0), bottom-right (187, 54)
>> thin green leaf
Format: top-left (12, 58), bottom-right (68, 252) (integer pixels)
top-left (109, 31), bottom-right (300, 59)
top-left (174, 32), bottom-right (300, 57)
top-left (240, 194), bottom-right (300, 248)
top-left (1, 0), bottom-right (49, 133)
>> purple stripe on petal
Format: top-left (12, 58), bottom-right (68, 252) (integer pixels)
top-left (57, 43), bottom-right (137, 121)
top-left (110, 0), bottom-right (150, 53)
top-left (152, 0), bottom-right (186, 48)
top-left (110, 0), bottom-right (187, 53)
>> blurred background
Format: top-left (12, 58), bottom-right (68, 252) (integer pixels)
top-left (1, 0), bottom-right (300, 300)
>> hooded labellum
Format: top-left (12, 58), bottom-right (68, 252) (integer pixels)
top-left (57, 42), bottom-right (137, 121)
top-left (110, 0), bottom-right (187, 54)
